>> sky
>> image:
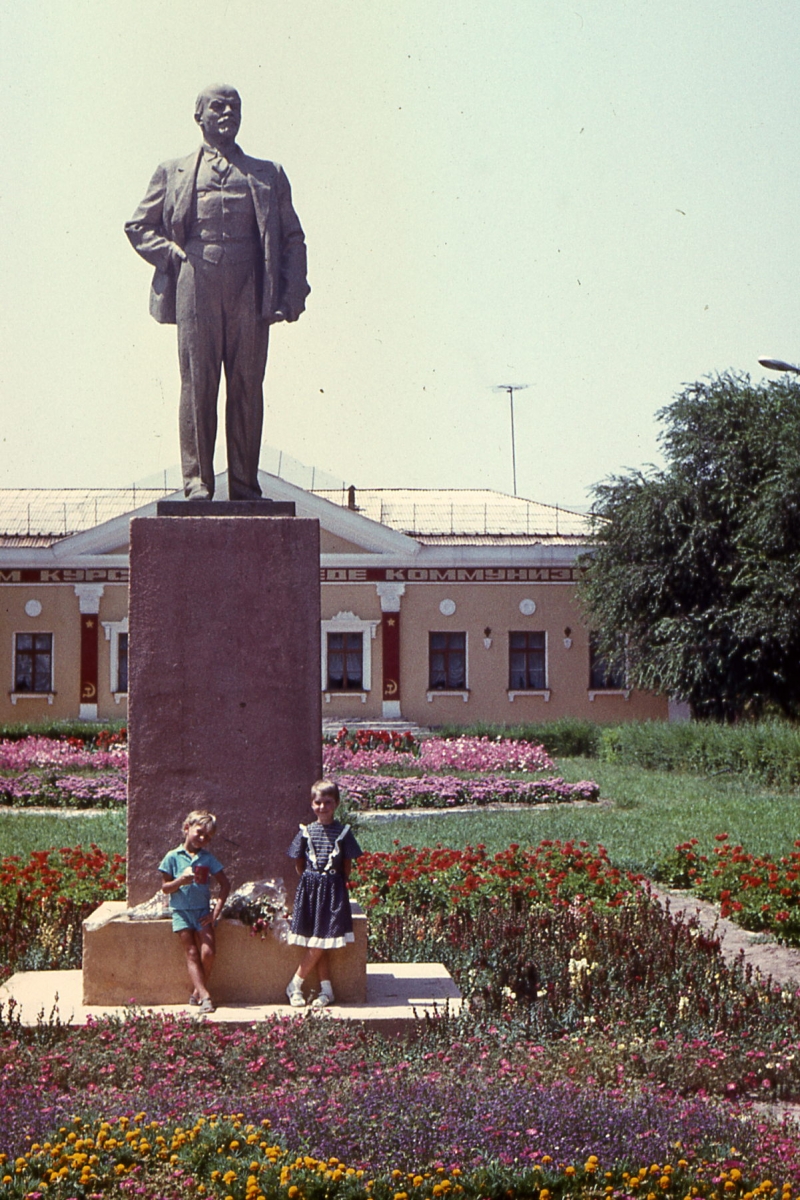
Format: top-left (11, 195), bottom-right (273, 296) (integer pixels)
top-left (2, 0), bottom-right (800, 509)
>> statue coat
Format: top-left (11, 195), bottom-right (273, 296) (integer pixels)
top-left (125, 147), bottom-right (310, 325)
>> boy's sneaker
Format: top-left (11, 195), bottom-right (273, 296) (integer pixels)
top-left (188, 995), bottom-right (200, 1006)
top-left (198, 997), bottom-right (215, 1014)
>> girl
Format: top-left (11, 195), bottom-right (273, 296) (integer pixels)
top-left (285, 779), bottom-right (362, 1008)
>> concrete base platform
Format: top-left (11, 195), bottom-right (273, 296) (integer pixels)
top-left (83, 902), bottom-right (367, 1005)
top-left (0, 964), bottom-right (461, 1035)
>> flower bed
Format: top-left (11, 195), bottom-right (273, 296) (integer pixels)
top-left (0, 846), bottom-right (126, 982)
top-left (0, 734), bottom-right (594, 813)
top-left (351, 841), bottom-right (637, 914)
top-left (321, 736), bottom-right (596, 810)
top-left (336, 773), bottom-right (598, 809)
top-left (0, 1105), bottom-right (791, 1199)
top-left (322, 735), bottom-right (555, 775)
top-left (0, 737), bottom-right (127, 810)
top-left (658, 834), bottom-right (800, 947)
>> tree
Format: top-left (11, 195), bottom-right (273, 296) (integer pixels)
top-left (579, 371), bottom-right (800, 721)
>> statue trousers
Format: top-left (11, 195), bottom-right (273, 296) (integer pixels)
top-left (176, 254), bottom-right (270, 500)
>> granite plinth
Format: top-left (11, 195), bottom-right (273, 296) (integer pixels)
top-left (127, 515), bottom-right (321, 905)
top-left (156, 499), bottom-right (296, 517)
top-left (82, 901), bottom-right (367, 1005)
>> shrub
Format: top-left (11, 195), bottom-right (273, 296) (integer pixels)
top-left (0, 721), bottom-right (126, 746)
top-left (434, 719), bottom-right (602, 758)
top-left (598, 718), bottom-right (800, 786)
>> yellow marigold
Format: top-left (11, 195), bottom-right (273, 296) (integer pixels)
top-left (565, 1167), bottom-right (576, 1177)
top-left (223, 1169), bottom-right (238, 1184)
top-left (540, 1191), bottom-right (550, 1200)
top-left (288, 1187), bottom-right (300, 1199)
top-left (1, 1177), bottom-right (11, 1186)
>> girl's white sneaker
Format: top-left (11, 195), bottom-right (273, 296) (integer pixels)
top-left (286, 982), bottom-right (306, 1008)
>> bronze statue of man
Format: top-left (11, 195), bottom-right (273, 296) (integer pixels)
top-left (125, 85), bottom-right (310, 501)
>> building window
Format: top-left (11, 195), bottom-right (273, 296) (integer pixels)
top-left (429, 631), bottom-right (466, 690)
top-left (509, 631), bottom-right (546, 690)
top-left (327, 631), bottom-right (363, 691)
top-left (320, 612), bottom-right (379, 700)
top-left (15, 632), bottom-right (53, 693)
top-left (589, 633), bottom-right (627, 690)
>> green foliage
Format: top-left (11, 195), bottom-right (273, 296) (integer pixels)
top-left (597, 718), bottom-right (800, 786)
top-left (580, 370), bottom-right (800, 720)
top-left (432, 719), bottom-right (601, 758)
top-left (0, 719), bottom-right (126, 744)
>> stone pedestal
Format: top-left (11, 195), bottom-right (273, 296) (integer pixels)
top-left (126, 514), bottom-right (321, 905)
top-left (82, 902), bottom-right (367, 1006)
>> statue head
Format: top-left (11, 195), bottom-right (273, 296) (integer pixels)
top-left (194, 84), bottom-right (242, 147)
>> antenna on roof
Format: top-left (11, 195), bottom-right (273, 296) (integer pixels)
top-left (492, 384), bottom-right (529, 497)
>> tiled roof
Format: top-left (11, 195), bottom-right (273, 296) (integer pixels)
top-left (0, 485), bottom-right (594, 545)
top-left (312, 488), bottom-right (592, 541)
top-left (0, 489), bottom-right (167, 540)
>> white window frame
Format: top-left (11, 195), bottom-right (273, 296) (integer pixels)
top-left (11, 631), bottom-right (55, 704)
top-left (102, 617), bottom-right (129, 703)
top-left (506, 628), bottom-right (549, 702)
top-left (321, 612), bottom-right (379, 703)
top-left (427, 630), bottom-right (469, 702)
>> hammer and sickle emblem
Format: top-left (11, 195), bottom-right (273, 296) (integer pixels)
top-left (82, 682), bottom-right (97, 700)
top-left (384, 679), bottom-right (398, 696)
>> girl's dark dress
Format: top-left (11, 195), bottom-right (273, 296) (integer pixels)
top-left (287, 820), bottom-right (363, 948)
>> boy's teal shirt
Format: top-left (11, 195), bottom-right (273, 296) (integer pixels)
top-left (158, 845), bottom-right (224, 911)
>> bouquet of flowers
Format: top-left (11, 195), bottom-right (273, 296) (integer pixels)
top-left (222, 879), bottom-right (290, 942)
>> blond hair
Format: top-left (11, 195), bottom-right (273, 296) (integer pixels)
top-left (182, 809), bottom-right (217, 834)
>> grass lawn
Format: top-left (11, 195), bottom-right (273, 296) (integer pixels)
top-left (0, 809), bottom-right (126, 861)
top-left (3, 758), bottom-right (799, 875)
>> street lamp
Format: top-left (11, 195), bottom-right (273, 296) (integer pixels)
top-left (759, 357), bottom-right (800, 375)
top-left (493, 383), bottom-right (529, 496)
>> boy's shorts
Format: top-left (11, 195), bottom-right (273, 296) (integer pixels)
top-left (172, 908), bottom-right (209, 933)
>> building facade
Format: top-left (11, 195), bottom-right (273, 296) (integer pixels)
top-left (0, 479), bottom-right (669, 727)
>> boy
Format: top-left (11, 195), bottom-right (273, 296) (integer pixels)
top-left (159, 809), bottom-right (230, 1014)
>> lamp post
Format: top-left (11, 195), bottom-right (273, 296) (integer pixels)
top-left (759, 357), bottom-right (800, 375)
top-left (493, 383), bottom-right (529, 496)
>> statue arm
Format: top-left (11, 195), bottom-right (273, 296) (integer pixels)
top-left (275, 166), bottom-right (310, 322)
top-left (124, 164), bottom-right (184, 272)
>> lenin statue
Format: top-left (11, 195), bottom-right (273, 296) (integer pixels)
top-left (125, 85), bottom-right (310, 501)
